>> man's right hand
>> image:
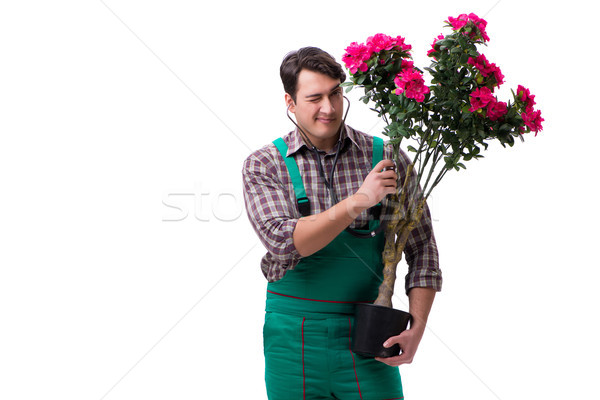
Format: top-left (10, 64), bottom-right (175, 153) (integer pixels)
top-left (352, 159), bottom-right (398, 210)
top-left (293, 159), bottom-right (398, 257)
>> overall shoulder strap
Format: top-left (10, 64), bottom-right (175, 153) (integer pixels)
top-left (370, 136), bottom-right (385, 220)
top-left (272, 138), bottom-right (311, 216)
top-left (372, 136), bottom-right (384, 169)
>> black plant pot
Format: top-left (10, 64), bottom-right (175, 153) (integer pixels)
top-left (351, 303), bottom-right (412, 358)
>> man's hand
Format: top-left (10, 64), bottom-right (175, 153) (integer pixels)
top-left (293, 159), bottom-right (397, 257)
top-left (352, 159), bottom-right (398, 210)
top-left (375, 288), bottom-right (436, 367)
top-left (374, 326), bottom-right (425, 367)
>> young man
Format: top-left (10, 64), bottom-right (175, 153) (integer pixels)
top-left (242, 47), bottom-right (442, 399)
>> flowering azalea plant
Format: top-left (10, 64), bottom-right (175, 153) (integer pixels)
top-left (342, 13), bottom-right (543, 308)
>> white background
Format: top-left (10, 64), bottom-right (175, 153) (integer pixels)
top-left (1, 1), bottom-right (598, 399)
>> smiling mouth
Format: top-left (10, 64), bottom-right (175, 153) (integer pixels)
top-left (317, 118), bottom-right (336, 124)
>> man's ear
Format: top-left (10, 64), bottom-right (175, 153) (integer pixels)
top-left (285, 93), bottom-right (296, 113)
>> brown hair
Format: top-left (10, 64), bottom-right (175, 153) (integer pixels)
top-left (280, 47), bottom-right (346, 102)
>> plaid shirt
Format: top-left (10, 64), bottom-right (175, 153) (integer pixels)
top-left (242, 124), bottom-right (442, 294)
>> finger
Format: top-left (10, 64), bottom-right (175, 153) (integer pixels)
top-left (382, 176), bottom-right (398, 187)
top-left (374, 354), bottom-right (405, 367)
top-left (383, 335), bottom-right (402, 348)
top-left (374, 341), bottom-right (402, 366)
top-left (378, 170), bottom-right (398, 179)
top-left (375, 352), bottom-right (413, 367)
top-left (373, 159), bottom-right (395, 172)
top-left (374, 356), bottom-right (395, 366)
top-left (375, 355), bottom-right (398, 366)
top-left (378, 173), bottom-right (398, 188)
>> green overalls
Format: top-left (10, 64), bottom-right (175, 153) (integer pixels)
top-left (264, 136), bottom-right (404, 400)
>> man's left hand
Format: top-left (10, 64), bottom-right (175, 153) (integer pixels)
top-left (374, 326), bottom-right (425, 367)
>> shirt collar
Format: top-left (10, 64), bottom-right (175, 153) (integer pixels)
top-left (286, 124), bottom-right (361, 157)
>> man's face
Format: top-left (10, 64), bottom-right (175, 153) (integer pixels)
top-left (286, 69), bottom-right (344, 150)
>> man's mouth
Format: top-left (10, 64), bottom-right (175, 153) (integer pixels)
top-left (317, 117), bottom-right (336, 124)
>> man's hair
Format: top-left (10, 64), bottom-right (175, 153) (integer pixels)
top-left (280, 47), bottom-right (346, 102)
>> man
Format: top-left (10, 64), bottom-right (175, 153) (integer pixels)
top-left (242, 47), bottom-right (442, 399)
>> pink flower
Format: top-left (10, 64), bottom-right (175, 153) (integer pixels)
top-left (521, 108), bottom-right (544, 135)
top-left (427, 34), bottom-right (445, 57)
top-left (393, 35), bottom-right (412, 52)
top-left (366, 33), bottom-right (397, 52)
top-left (516, 84), bottom-right (536, 110)
top-left (363, 33), bottom-right (412, 55)
top-left (467, 54), bottom-right (487, 72)
top-left (342, 42), bottom-right (373, 74)
top-left (467, 54), bottom-right (504, 87)
top-left (469, 13), bottom-right (490, 42)
top-left (491, 66), bottom-right (504, 87)
top-left (448, 13), bottom-right (469, 30)
top-left (469, 87), bottom-right (495, 112)
top-left (486, 99), bottom-right (507, 121)
top-left (447, 13), bottom-right (490, 42)
top-left (400, 59), bottom-right (414, 71)
top-left (394, 69), bottom-right (430, 102)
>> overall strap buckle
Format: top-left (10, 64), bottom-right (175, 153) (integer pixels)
top-left (297, 197), bottom-right (311, 217)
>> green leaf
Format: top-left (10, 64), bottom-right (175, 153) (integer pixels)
top-left (499, 123), bottom-right (512, 133)
top-left (388, 137), bottom-right (402, 146)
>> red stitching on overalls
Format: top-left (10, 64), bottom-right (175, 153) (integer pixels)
top-left (302, 317), bottom-right (306, 400)
top-left (348, 318), bottom-right (363, 400)
top-left (267, 290), bottom-right (373, 304)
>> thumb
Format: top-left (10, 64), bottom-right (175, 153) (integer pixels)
top-left (372, 159), bottom-right (396, 173)
top-left (383, 334), bottom-right (402, 348)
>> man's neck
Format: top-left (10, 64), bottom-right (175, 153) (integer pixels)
top-left (315, 137), bottom-right (339, 153)
top-left (302, 127), bottom-right (343, 153)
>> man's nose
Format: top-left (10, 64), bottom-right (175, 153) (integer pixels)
top-left (320, 98), bottom-right (335, 114)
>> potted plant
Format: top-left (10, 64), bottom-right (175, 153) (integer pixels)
top-left (343, 13), bottom-right (543, 358)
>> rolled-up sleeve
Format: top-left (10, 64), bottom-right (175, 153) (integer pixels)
top-left (242, 150), bottom-right (302, 273)
top-left (404, 203), bottom-right (442, 293)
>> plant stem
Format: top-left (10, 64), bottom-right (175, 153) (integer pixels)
top-left (424, 142), bottom-right (467, 199)
top-left (425, 167), bottom-right (450, 200)
top-left (420, 146), bottom-right (444, 197)
top-left (374, 197), bottom-right (426, 308)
